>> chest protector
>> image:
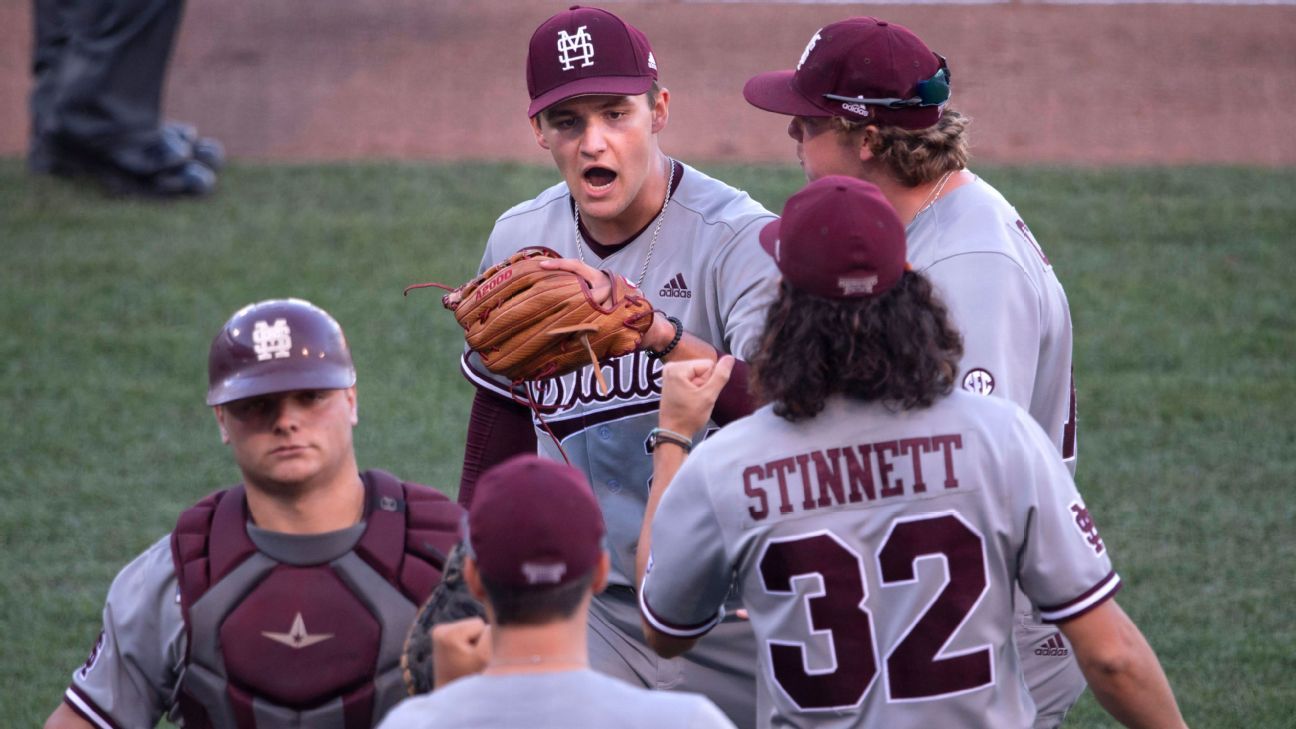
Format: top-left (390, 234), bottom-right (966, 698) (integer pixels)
top-left (169, 470), bottom-right (462, 729)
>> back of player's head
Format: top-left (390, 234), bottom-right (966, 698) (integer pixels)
top-left (752, 177), bottom-right (963, 419)
top-left (744, 17), bottom-right (949, 131)
top-left (206, 298), bottom-right (356, 406)
top-left (759, 176), bottom-right (907, 299)
top-left (526, 5), bottom-right (658, 118)
top-left (467, 454), bottom-right (607, 625)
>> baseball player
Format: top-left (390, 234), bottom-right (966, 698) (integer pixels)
top-left (451, 7), bottom-right (778, 727)
top-left (742, 17), bottom-right (1083, 726)
top-left (378, 455), bottom-right (736, 729)
top-left (45, 299), bottom-right (463, 729)
top-left (637, 176), bottom-right (1187, 729)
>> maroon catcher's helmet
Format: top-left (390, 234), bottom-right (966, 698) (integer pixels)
top-left (206, 298), bottom-right (356, 406)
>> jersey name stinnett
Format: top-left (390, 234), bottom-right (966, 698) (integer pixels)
top-left (742, 434), bottom-right (965, 521)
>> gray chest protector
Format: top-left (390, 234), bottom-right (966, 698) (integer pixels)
top-left (169, 470), bottom-right (462, 729)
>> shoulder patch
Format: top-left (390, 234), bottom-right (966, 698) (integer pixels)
top-left (962, 368), bottom-right (995, 396)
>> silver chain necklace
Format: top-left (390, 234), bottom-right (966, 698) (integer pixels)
top-left (574, 158), bottom-right (675, 288)
top-left (913, 169), bottom-right (955, 222)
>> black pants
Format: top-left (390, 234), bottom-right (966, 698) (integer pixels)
top-left (30, 0), bottom-right (185, 165)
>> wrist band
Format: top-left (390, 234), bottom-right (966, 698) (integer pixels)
top-left (645, 315), bottom-right (683, 359)
top-left (645, 427), bottom-right (693, 454)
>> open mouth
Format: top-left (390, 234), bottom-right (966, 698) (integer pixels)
top-left (583, 166), bottom-right (617, 190)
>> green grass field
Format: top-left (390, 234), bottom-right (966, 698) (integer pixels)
top-left (2, 159), bottom-right (1293, 726)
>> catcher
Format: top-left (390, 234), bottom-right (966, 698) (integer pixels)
top-left (46, 299), bottom-right (463, 729)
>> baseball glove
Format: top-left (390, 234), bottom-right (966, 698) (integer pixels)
top-left (408, 247), bottom-right (655, 393)
top-left (401, 540), bottom-right (487, 695)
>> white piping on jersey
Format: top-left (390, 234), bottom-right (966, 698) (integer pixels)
top-left (460, 354), bottom-right (517, 400)
top-left (1038, 571), bottom-right (1121, 623)
top-left (64, 689), bottom-right (115, 729)
top-left (638, 578), bottom-right (725, 638)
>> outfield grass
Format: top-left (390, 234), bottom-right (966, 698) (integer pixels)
top-left (2, 159), bottom-right (1293, 726)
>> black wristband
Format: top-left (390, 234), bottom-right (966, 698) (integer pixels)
top-left (644, 315), bottom-right (683, 359)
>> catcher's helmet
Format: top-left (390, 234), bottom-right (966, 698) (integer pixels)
top-left (206, 298), bottom-right (356, 406)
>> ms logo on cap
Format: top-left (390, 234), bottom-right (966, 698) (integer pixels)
top-left (253, 319), bottom-right (292, 361)
top-left (557, 26), bottom-right (595, 70)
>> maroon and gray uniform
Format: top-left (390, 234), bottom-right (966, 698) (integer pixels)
top-left (640, 392), bottom-right (1120, 729)
top-left (908, 175), bottom-right (1076, 470)
top-left (908, 175), bottom-right (1083, 724)
top-left (459, 161), bottom-right (778, 727)
top-left (61, 471), bottom-right (461, 729)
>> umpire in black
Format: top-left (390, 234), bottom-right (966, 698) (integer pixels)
top-left (29, 0), bottom-right (223, 196)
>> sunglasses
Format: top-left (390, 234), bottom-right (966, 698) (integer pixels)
top-left (822, 53), bottom-right (951, 110)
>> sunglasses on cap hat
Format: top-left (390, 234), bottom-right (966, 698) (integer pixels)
top-left (823, 54), bottom-right (951, 110)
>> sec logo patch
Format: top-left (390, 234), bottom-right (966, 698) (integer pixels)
top-left (962, 368), bottom-right (995, 396)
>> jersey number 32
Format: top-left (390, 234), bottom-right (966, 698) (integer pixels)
top-left (758, 512), bottom-right (992, 711)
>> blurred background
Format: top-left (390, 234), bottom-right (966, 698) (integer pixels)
top-left (3, 0), bottom-right (1295, 166)
top-left (2, 1), bottom-right (1294, 727)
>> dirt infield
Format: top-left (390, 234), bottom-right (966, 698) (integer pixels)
top-left (2, 1), bottom-right (1294, 166)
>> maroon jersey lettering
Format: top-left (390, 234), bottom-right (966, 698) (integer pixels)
top-left (900, 438), bottom-right (930, 494)
top-left (756, 513), bottom-right (993, 709)
top-left (744, 466), bottom-right (769, 521)
top-left (759, 532), bottom-right (878, 710)
top-left (930, 434), bottom-right (963, 489)
top-left (878, 512), bottom-right (993, 700)
top-left (766, 457), bottom-right (797, 515)
top-left (875, 441), bottom-right (902, 498)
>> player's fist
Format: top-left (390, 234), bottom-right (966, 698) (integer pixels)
top-left (431, 617), bottom-right (492, 689)
top-left (658, 356), bottom-right (735, 435)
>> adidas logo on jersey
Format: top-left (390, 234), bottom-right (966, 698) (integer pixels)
top-left (659, 273), bottom-right (692, 299)
top-left (1033, 633), bottom-right (1070, 657)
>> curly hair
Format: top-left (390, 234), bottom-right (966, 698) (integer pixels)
top-left (831, 109), bottom-right (971, 187)
top-left (751, 272), bottom-right (963, 422)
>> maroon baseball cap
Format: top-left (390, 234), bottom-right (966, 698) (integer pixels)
top-left (760, 176), bottom-right (908, 299)
top-left (526, 6), bottom-right (658, 117)
top-left (466, 455), bottom-right (606, 589)
top-left (744, 17), bottom-right (949, 130)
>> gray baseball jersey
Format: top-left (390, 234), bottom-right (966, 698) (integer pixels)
top-left (61, 536), bottom-right (185, 728)
top-left (378, 669), bottom-right (737, 729)
top-left (908, 174), bottom-right (1084, 726)
top-left (640, 392), bottom-right (1120, 729)
top-left (461, 160), bottom-right (779, 587)
top-left (908, 175), bottom-right (1077, 472)
top-left (461, 161), bottom-right (776, 728)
